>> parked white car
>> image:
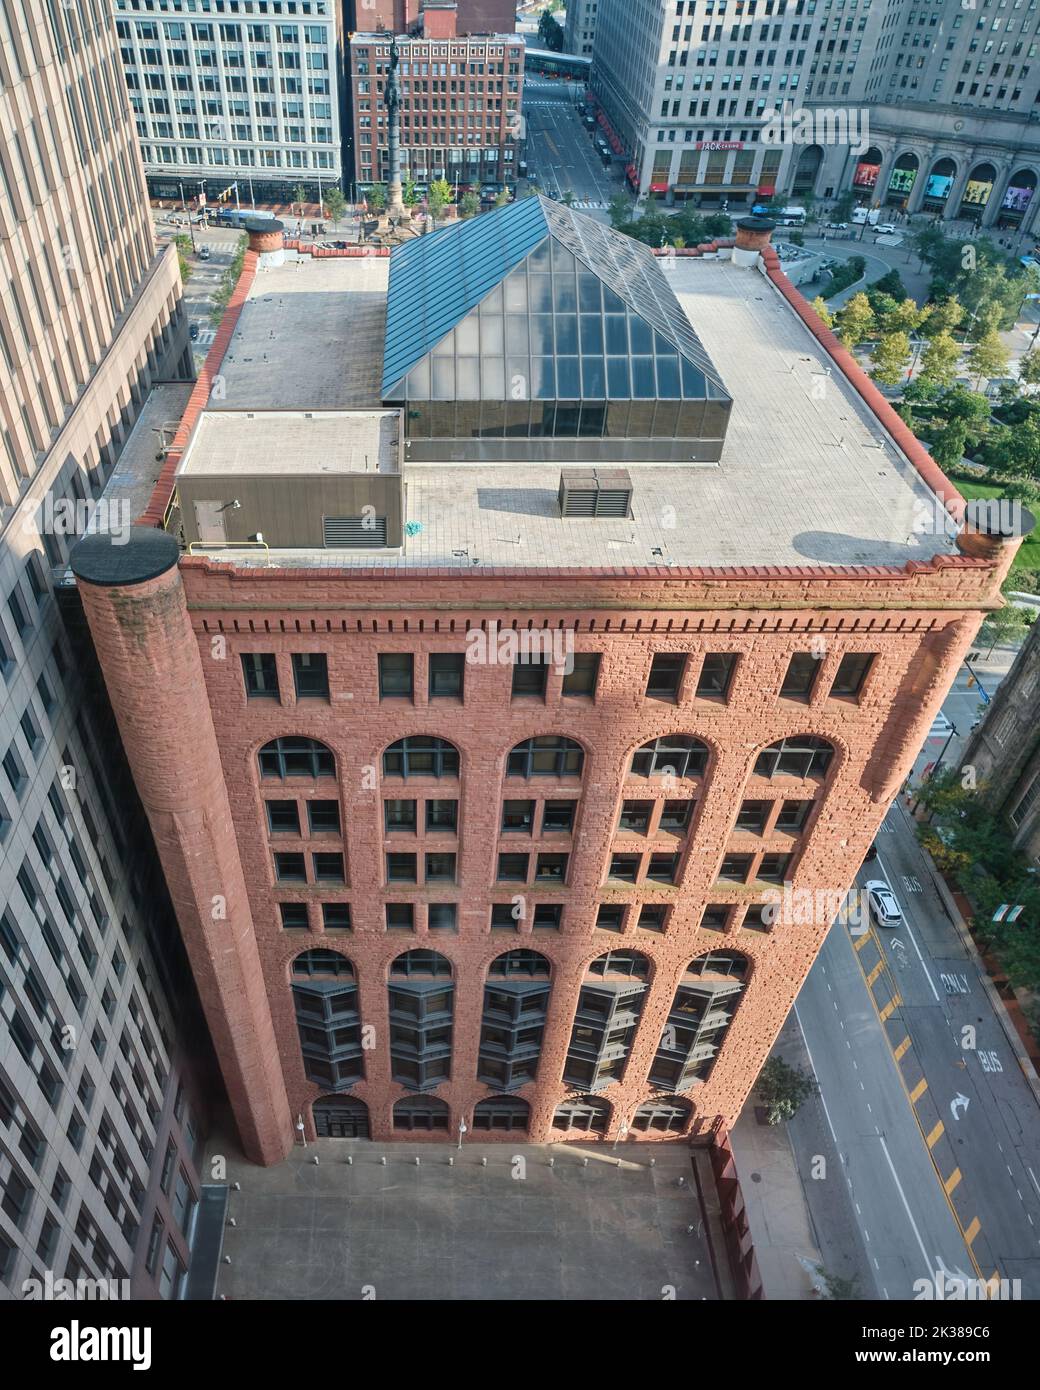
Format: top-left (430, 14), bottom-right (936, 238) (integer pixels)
top-left (865, 880), bottom-right (904, 929)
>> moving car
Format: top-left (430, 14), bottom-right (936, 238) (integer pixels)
top-left (189, 322), bottom-right (200, 341)
top-left (875, 223), bottom-right (898, 235)
top-left (197, 246), bottom-right (211, 260)
top-left (825, 221), bottom-right (848, 230)
top-left (865, 880), bottom-right (903, 929)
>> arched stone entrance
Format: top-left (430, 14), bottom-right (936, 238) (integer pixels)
top-left (958, 161), bottom-right (997, 223)
top-left (851, 146), bottom-right (884, 203)
top-left (313, 1095), bottom-right (370, 1139)
top-left (922, 156), bottom-right (957, 213)
top-left (997, 168), bottom-right (1037, 229)
top-left (791, 144), bottom-right (824, 198)
top-left (885, 152), bottom-right (919, 208)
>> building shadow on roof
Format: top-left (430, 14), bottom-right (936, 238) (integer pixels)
top-left (792, 530), bottom-right (954, 568)
top-left (476, 487), bottom-right (558, 518)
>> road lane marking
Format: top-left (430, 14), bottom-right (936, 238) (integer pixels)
top-left (909, 1078), bottom-right (928, 1102)
top-left (878, 1135), bottom-right (933, 1276)
top-left (876, 852), bottom-right (940, 1001)
top-left (944, 1168), bottom-right (962, 1196)
top-left (926, 1121), bottom-right (945, 1148)
top-left (894, 1036), bottom-right (912, 1061)
top-left (879, 996), bottom-right (899, 1021)
top-left (964, 1216), bottom-right (981, 1244)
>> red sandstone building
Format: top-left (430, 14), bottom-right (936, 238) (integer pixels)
top-left (69, 205), bottom-right (1030, 1164)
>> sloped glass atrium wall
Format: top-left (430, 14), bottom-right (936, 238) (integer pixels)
top-left (381, 196), bottom-right (732, 464)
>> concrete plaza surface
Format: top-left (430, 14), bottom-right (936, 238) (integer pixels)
top-left (214, 1138), bottom-right (720, 1301)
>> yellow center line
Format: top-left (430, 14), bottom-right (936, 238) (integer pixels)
top-left (944, 1167), bottom-right (962, 1196)
top-left (909, 1077), bottom-right (928, 1103)
top-left (964, 1217), bottom-right (982, 1246)
top-left (926, 1120), bottom-right (945, 1148)
top-left (893, 1036), bottom-right (912, 1061)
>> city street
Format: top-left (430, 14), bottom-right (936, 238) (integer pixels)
top-left (522, 76), bottom-right (629, 214)
top-left (785, 791), bottom-right (1040, 1300)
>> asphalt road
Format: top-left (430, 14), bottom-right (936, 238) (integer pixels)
top-left (522, 76), bottom-right (630, 215)
top-left (788, 795), bottom-right (1040, 1300)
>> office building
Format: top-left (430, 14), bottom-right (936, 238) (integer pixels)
top-left (113, 0), bottom-right (342, 203)
top-left (67, 202), bottom-right (1028, 1159)
top-left (0, 0), bottom-right (214, 1300)
top-left (564, 0), bottom-right (599, 58)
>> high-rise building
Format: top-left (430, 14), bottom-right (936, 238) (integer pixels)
top-left (113, 0), bottom-right (342, 204)
top-left (348, 8), bottom-right (524, 195)
top-left (958, 616), bottom-right (1040, 864)
top-left (0, 0), bottom-right (215, 1300)
top-left (67, 204), bottom-right (1030, 1161)
top-left (589, 0), bottom-right (1040, 237)
top-left (564, 0), bottom-right (599, 59)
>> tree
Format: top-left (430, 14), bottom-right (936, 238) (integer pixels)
top-left (756, 1057), bottom-right (818, 1124)
top-left (979, 602), bottom-right (1032, 655)
top-left (494, 189), bottom-right (510, 209)
top-left (428, 177), bottom-right (452, 219)
top-left (832, 190), bottom-right (855, 223)
top-left (833, 291), bottom-right (875, 348)
top-left (322, 187), bottom-right (346, 225)
top-left (459, 189), bottom-right (480, 219)
top-left (928, 418), bottom-right (969, 472)
top-left (292, 182), bottom-right (308, 211)
top-left (537, 7), bottom-right (564, 49)
top-left (173, 234), bottom-right (193, 284)
top-left (1020, 350), bottom-right (1040, 390)
top-left (917, 330), bottom-right (962, 390)
top-left (871, 330), bottom-right (912, 387)
top-left (561, 189), bottom-right (575, 206)
top-left (366, 182), bottom-right (387, 213)
top-left (983, 412), bottom-right (1040, 481)
top-left (811, 296), bottom-right (834, 330)
top-left (815, 1267), bottom-right (861, 1301)
top-left (608, 193), bottom-right (631, 229)
top-left (209, 235), bottom-right (247, 327)
top-left (967, 328), bottom-right (1010, 388)
top-left (921, 296), bottom-right (964, 338)
top-left (402, 176), bottom-right (420, 208)
top-left (880, 297), bottom-right (924, 336)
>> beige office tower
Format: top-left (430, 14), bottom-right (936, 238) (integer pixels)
top-left (1, 1), bottom-right (209, 1302)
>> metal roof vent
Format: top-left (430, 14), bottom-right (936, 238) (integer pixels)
top-left (559, 468), bottom-right (633, 519)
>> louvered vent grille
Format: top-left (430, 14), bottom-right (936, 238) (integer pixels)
top-left (558, 469), bottom-right (633, 519)
top-left (322, 516), bottom-right (388, 548)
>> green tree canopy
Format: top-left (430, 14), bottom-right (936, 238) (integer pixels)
top-left (833, 291), bottom-right (875, 348)
top-left (871, 330), bottom-right (912, 387)
top-left (967, 328), bottom-right (1010, 387)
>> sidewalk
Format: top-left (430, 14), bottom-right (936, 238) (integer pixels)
top-left (728, 1099), bottom-right (823, 1300)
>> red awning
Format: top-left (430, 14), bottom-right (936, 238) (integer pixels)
top-left (756, 183), bottom-right (776, 195)
top-left (649, 182), bottom-right (668, 194)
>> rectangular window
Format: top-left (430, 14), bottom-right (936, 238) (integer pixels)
top-left (780, 652), bottom-right (822, 699)
top-left (532, 904), bottom-right (562, 930)
top-left (718, 854), bottom-right (753, 882)
top-left (7, 590), bottom-right (30, 638)
top-left (307, 800), bottom-right (340, 833)
top-left (491, 903), bottom-right (519, 930)
top-left (637, 905), bottom-right (669, 933)
top-left (647, 853), bottom-right (680, 883)
top-left (830, 652), bottom-right (875, 697)
top-left (502, 800), bottom-right (534, 833)
top-left (279, 902), bottom-right (309, 929)
top-left (535, 853), bottom-right (568, 883)
top-left (758, 853), bottom-right (792, 882)
top-left (497, 852), bottom-right (529, 882)
top-left (646, 653), bottom-right (686, 700)
top-left (292, 653), bottom-right (329, 698)
top-left (659, 800), bottom-right (693, 833)
top-left (387, 852), bottom-right (418, 882)
top-left (428, 903), bottom-right (457, 931)
top-left (700, 904), bottom-right (730, 931)
top-left (426, 799), bottom-right (457, 832)
top-left (698, 652), bottom-right (737, 697)
top-left (386, 903), bottom-right (415, 931)
top-left (3, 746), bottom-right (26, 798)
top-left (425, 852), bottom-right (456, 882)
top-left (619, 800), bottom-right (653, 832)
top-left (776, 799), bottom-right (812, 831)
top-left (512, 657), bottom-right (549, 699)
top-left (274, 852), bottom-right (307, 881)
top-left (266, 800), bottom-right (300, 834)
top-left (385, 799), bottom-right (417, 832)
top-left (379, 653), bottom-right (413, 698)
top-left (429, 653), bottom-right (464, 698)
top-left (322, 904), bottom-right (351, 931)
top-left (312, 853), bottom-right (344, 882)
top-left (562, 653), bottom-right (600, 698)
top-left (242, 653), bottom-right (279, 698)
top-left (541, 800), bottom-right (576, 832)
top-left (608, 853), bottom-right (640, 882)
top-left (596, 904), bottom-right (625, 932)
top-left (736, 800), bottom-right (769, 833)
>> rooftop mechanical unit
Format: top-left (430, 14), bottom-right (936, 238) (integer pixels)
top-left (558, 468), bottom-right (633, 519)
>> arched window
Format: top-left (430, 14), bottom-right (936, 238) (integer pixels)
top-left (507, 736), bottom-right (584, 778)
top-left (630, 735), bottom-right (707, 779)
top-left (563, 951), bottom-right (650, 1091)
top-left (631, 1097), bottom-right (691, 1134)
top-left (479, 951), bottom-right (551, 1090)
top-left (472, 1096), bottom-right (529, 1132)
top-left (259, 736), bottom-right (335, 779)
top-left (313, 1095), bottom-right (369, 1139)
top-left (393, 1096), bottom-right (450, 1132)
top-left (649, 951), bottom-right (749, 1091)
top-left (388, 950), bottom-right (453, 1091)
top-left (552, 1096), bottom-right (611, 1134)
top-left (383, 736), bottom-right (459, 779)
top-left (754, 736), bottom-right (833, 779)
top-left (291, 951), bottom-right (363, 1091)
